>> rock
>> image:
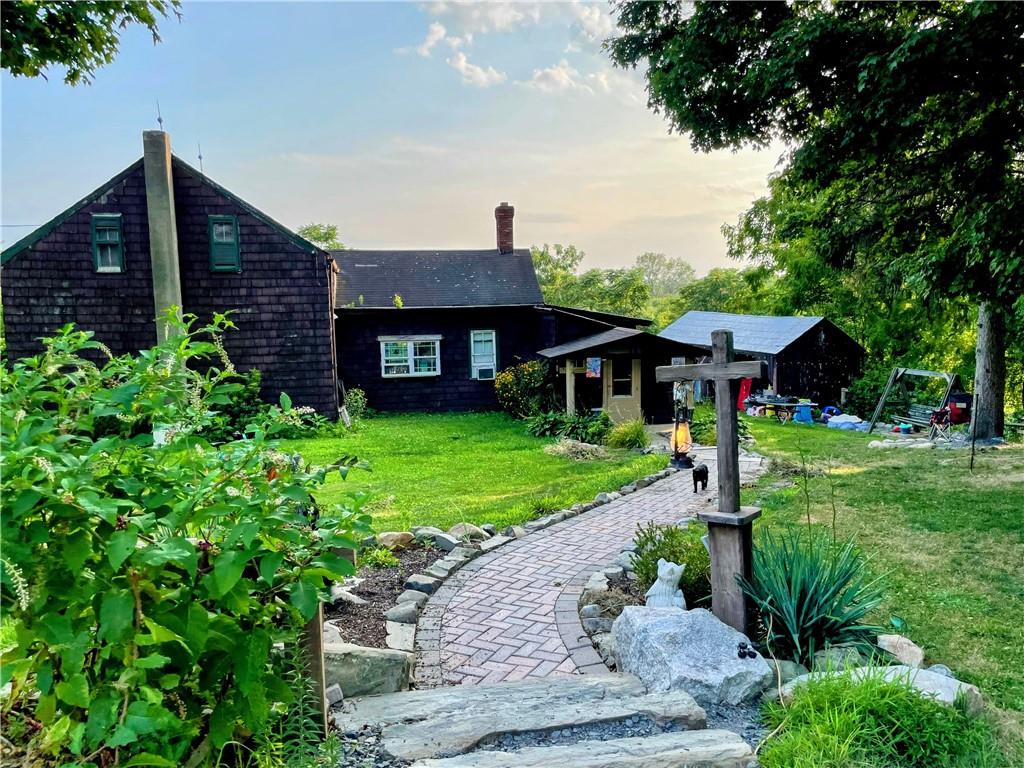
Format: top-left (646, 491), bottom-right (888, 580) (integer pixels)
top-left (614, 551), bottom-right (636, 571)
top-left (448, 546), bottom-right (481, 561)
top-left (594, 492), bottom-right (614, 504)
top-left (927, 663), bottom-right (954, 678)
top-left (635, 477), bottom-right (652, 489)
top-left (782, 666), bottom-right (983, 714)
top-left (583, 571), bottom-right (609, 598)
top-left (619, 484), bottom-right (637, 495)
top-left (582, 617), bottom-right (614, 634)
top-left (325, 683), bottom-right (345, 706)
top-left (330, 583), bottom-right (367, 606)
top-left (377, 531), bottom-right (415, 550)
top-left (412, 525), bottom-right (446, 541)
top-left (323, 642), bottom-right (413, 698)
top-left (481, 524), bottom-right (497, 536)
top-left (767, 659), bottom-right (808, 684)
top-left (877, 634), bottom-right (925, 668)
top-left (478, 535), bottom-right (512, 553)
top-left (426, 559), bottom-right (461, 580)
top-left (813, 645), bottom-right (864, 671)
top-left (396, 589), bottom-right (428, 607)
top-left (613, 607), bottom-right (772, 705)
top-left (448, 523), bottom-right (489, 541)
top-left (432, 533), bottom-right (462, 551)
top-left (323, 621), bottom-right (343, 645)
top-left (385, 602), bottom-right (421, 624)
top-left (386, 620), bottom-right (416, 652)
top-left (594, 632), bottom-right (617, 665)
top-left (603, 566), bottom-right (625, 580)
top-left (580, 604), bottom-right (604, 619)
top-left (405, 573), bottom-right (442, 594)
top-left (502, 525), bottom-right (528, 539)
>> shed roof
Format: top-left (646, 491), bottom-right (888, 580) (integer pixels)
top-left (334, 248), bottom-right (543, 308)
top-left (537, 327), bottom-right (644, 358)
top-left (659, 311), bottom-right (825, 355)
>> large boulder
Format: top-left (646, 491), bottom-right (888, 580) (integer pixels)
top-left (448, 522), bottom-right (489, 541)
top-left (613, 607), bottom-right (772, 705)
top-left (377, 531), bottom-right (415, 550)
top-left (781, 665), bottom-right (984, 714)
top-left (323, 642), bottom-right (413, 698)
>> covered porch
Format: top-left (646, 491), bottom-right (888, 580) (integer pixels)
top-left (537, 327), bottom-right (702, 424)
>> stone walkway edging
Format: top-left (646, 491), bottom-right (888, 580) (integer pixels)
top-left (413, 465), bottom-right (686, 687)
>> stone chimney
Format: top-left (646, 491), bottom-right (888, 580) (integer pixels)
top-left (142, 130), bottom-right (182, 341)
top-left (495, 202), bottom-right (514, 253)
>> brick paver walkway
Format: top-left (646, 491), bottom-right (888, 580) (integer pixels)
top-left (416, 448), bottom-right (765, 686)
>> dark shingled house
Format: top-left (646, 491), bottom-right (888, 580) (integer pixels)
top-left (334, 203), bottom-right (699, 420)
top-left (1, 131), bottom-right (339, 415)
top-left (660, 310), bottom-right (865, 405)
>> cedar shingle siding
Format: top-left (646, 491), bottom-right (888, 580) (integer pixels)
top-left (1, 159), bottom-right (338, 416)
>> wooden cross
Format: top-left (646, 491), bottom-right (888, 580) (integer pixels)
top-left (656, 329), bottom-right (767, 634)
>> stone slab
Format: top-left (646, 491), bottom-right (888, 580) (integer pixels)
top-left (386, 621), bottom-right (416, 652)
top-left (478, 535), bottom-right (512, 553)
top-left (410, 729), bottom-right (752, 767)
top-left (323, 642), bottom-right (413, 698)
top-left (335, 674), bottom-right (706, 760)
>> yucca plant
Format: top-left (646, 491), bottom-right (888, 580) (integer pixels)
top-left (737, 530), bottom-right (886, 666)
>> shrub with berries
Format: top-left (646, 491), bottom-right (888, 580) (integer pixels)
top-left (0, 311), bottom-right (370, 766)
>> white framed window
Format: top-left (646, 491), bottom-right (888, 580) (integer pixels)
top-left (378, 335), bottom-right (441, 378)
top-left (470, 330), bottom-right (497, 380)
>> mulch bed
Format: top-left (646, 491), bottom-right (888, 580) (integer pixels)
top-left (325, 544), bottom-right (446, 648)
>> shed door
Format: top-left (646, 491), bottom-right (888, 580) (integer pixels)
top-left (603, 356), bottom-right (641, 423)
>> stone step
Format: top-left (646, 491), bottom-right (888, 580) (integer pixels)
top-left (334, 673), bottom-right (707, 762)
top-left (410, 730), bottom-right (753, 768)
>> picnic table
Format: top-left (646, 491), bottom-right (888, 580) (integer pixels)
top-left (747, 397), bottom-right (818, 424)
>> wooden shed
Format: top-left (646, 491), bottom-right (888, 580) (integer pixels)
top-left (659, 311), bottom-right (865, 406)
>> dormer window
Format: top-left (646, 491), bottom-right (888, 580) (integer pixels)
top-left (209, 215), bottom-right (240, 272)
top-left (91, 214), bottom-right (124, 273)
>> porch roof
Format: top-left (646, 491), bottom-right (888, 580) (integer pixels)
top-left (536, 327), bottom-right (644, 359)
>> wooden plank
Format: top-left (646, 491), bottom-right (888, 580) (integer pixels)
top-left (867, 367), bottom-right (899, 434)
top-left (655, 359), bottom-right (765, 383)
top-left (712, 330), bottom-right (740, 517)
top-left (302, 603), bottom-right (328, 737)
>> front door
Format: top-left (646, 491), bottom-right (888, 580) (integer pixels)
top-left (603, 356), bottom-right (642, 423)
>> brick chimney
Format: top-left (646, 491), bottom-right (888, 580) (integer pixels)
top-left (495, 202), bottom-right (514, 253)
top-left (142, 130), bottom-right (182, 341)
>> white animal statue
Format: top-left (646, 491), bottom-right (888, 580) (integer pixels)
top-left (645, 558), bottom-right (687, 609)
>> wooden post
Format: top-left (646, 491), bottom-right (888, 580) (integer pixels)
top-left (656, 329), bottom-right (766, 635)
top-left (302, 604), bottom-right (328, 737)
top-left (565, 357), bottom-right (576, 415)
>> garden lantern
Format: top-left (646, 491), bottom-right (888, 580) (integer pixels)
top-left (670, 381), bottom-right (694, 469)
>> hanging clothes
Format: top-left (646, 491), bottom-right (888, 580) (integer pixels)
top-left (737, 377), bottom-right (752, 410)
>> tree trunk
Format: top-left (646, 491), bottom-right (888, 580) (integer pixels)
top-left (972, 301), bottom-right (1006, 439)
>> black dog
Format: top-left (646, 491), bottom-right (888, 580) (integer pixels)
top-left (692, 464), bottom-right (709, 493)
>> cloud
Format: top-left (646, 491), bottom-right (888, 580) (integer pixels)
top-left (425, 1), bottom-right (543, 34)
top-left (520, 60), bottom-right (592, 94)
top-left (518, 60), bottom-right (644, 104)
top-left (447, 51), bottom-right (507, 87)
top-left (416, 22), bottom-right (448, 56)
top-left (568, 2), bottom-right (615, 42)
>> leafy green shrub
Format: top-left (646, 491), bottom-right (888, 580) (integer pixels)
top-left (846, 363), bottom-right (908, 420)
top-left (196, 367), bottom-right (266, 443)
top-left (605, 418), bottom-right (650, 449)
top-left (738, 530), bottom-right (885, 666)
top-left (526, 410), bottom-right (613, 444)
top-left (688, 407), bottom-right (751, 445)
top-left (632, 522), bottom-right (711, 606)
top-left (343, 387), bottom-right (369, 421)
top-left (761, 669), bottom-right (1005, 767)
top-left (0, 313), bottom-right (370, 765)
top-left (495, 360), bottom-right (557, 418)
top-left (361, 547), bottom-right (400, 569)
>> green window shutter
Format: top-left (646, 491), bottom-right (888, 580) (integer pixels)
top-left (209, 215), bottom-right (241, 272)
top-left (91, 214), bottom-right (125, 273)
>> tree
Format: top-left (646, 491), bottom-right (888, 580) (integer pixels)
top-left (1, 1), bottom-right (180, 85)
top-left (635, 251), bottom-right (696, 297)
top-left (609, 1), bottom-right (1024, 437)
top-left (297, 222), bottom-right (344, 251)
top-left (530, 244), bottom-right (651, 317)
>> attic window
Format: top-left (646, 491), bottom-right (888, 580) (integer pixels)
top-left (209, 215), bottom-right (240, 272)
top-left (91, 214), bottom-right (124, 273)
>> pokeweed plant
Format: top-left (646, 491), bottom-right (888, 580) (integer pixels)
top-left (737, 529), bottom-right (886, 666)
top-left (0, 311), bottom-right (370, 767)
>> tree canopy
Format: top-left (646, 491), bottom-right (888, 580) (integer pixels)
top-left (609, 0), bottom-right (1024, 433)
top-left (1, 1), bottom-right (180, 85)
top-left (296, 222), bottom-right (344, 251)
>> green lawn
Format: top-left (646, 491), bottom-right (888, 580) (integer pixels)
top-left (742, 420), bottom-right (1024, 752)
top-left (282, 412), bottom-right (666, 533)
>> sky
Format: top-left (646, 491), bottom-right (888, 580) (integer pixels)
top-left (1, 1), bottom-right (783, 273)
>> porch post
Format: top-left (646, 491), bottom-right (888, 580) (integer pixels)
top-left (565, 358), bottom-right (576, 415)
